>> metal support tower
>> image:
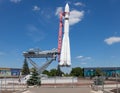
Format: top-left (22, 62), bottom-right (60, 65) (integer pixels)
top-left (23, 48), bottom-right (58, 75)
top-left (58, 12), bottom-right (63, 62)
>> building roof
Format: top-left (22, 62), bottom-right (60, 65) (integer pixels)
top-left (84, 67), bottom-right (120, 70)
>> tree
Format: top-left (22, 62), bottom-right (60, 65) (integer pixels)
top-left (49, 69), bottom-right (58, 76)
top-left (21, 58), bottom-right (30, 75)
top-left (42, 70), bottom-right (50, 76)
top-left (64, 73), bottom-right (70, 77)
top-left (42, 67), bottom-right (64, 77)
top-left (70, 67), bottom-right (83, 77)
top-left (95, 68), bottom-right (103, 76)
top-left (27, 68), bottom-right (41, 86)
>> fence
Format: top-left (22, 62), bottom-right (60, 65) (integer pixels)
top-left (0, 78), bottom-right (26, 92)
top-left (41, 77), bottom-right (77, 84)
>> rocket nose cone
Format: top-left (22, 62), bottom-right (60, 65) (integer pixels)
top-left (66, 3), bottom-right (69, 7)
top-left (65, 3), bottom-right (69, 12)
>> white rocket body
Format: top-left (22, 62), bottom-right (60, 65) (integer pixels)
top-left (59, 3), bottom-right (71, 66)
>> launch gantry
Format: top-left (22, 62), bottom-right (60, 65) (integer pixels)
top-left (23, 48), bottom-right (58, 75)
top-left (23, 4), bottom-right (71, 74)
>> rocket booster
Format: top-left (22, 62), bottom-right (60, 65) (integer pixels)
top-left (59, 3), bottom-right (71, 66)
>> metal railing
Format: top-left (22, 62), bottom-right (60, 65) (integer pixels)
top-left (0, 78), bottom-right (27, 92)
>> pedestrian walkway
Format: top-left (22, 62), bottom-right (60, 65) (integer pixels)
top-left (91, 90), bottom-right (103, 93)
top-left (20, 87), bottom-right (92, 93)
top-left (22, 90), bottom-right (103, 93)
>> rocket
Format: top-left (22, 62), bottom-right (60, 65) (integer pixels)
top-left (59, 3), bottom-right (71, 66)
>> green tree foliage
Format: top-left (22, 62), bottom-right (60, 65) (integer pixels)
top-left (64, 73), bottom-right (70, 77)
top-left (42, 67), bottom-right (64, 77)
top-left (42, 70), bottom-right (50, 76)
top-left (49, 69), bottom-right (58, 76)
top-left (70, 67), bottom-right (83, 77)
top-left (95, 68), bottom-right (103, 76)
top-left (27, 68), bottom-right (41, 86)
top-left (21, 58), bottom-right (30, 75)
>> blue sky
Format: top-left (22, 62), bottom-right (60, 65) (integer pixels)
top-left (0, 0), bottom-right (120, 71)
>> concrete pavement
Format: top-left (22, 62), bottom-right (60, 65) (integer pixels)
top-left (22, 87), bottom-right (92, 93)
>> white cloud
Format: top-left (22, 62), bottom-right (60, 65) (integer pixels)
top-left (55, 6), bottom-right (84, 26)
top-left (69, 10), bottom-right (84, 25)
top-left (104, 36), bottom-right (120, 45)
top-left (76, 56), bottom-right (84, 59)
top-left (33, 5), bottom-right (40, 11)
top-left (86, 57), bottom-right (91, 60)
top-left (74, 2), bottom-right (84, 6)
top-left (10, 0), bottom-right (21, 3)
top-left (55, 7), bottom-right (63, 16)
top-left (76, 55), bottom-right (91, 60)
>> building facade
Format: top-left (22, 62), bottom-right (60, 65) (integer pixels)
top-left (84, 67), bottom-right (120, 77)
top-left (0, 68), bottom-right (21, 77)
top-left (1, 67), bottom-right (120, 78)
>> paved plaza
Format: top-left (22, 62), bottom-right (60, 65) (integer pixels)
top-left (1, 78), bottom-right (119, 93)
top-left (22, 87), bottom-right (92, 93)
